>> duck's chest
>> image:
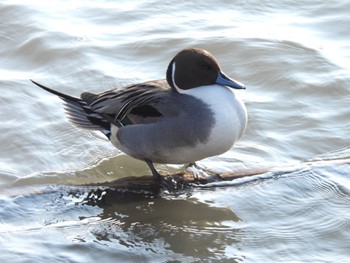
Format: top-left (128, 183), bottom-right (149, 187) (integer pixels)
top-left (187, 85), bottom-right (247, 154)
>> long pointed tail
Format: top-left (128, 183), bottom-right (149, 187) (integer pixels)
top-left (30, 80), bottom-right (111, 136)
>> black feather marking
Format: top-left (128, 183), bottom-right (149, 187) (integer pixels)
top-left (89, 83), bottom-right (166, 122)
top-left (100, 113), bottom-right (123, 128)
top-left (129, 105), bottom-right (162, 117)
top-left (31, 80), bottom-right (112, 136)
top-left (31, 79), bottom-right (81, 102)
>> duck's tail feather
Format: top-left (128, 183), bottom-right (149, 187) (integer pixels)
top-left (30, 80), bottom-right (111, 138)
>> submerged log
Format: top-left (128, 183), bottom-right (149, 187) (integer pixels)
top-left (81, 158), bottom-right (350, 193)
top-left (4, 158), bottom-right (349, 199)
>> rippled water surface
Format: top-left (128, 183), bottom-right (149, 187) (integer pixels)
top-left (1, 0), bottom-right (350, 262)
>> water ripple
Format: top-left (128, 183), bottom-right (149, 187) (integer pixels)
top-left (204, 162), bottom-right (350, 262)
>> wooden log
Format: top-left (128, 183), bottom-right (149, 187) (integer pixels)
top-left (3, 158), bottom-right (348, 199)
top-left (79, 158), bottom-right (350, 193)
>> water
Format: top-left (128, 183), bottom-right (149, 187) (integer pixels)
top-left (1, 0), bottom-right (350, 262)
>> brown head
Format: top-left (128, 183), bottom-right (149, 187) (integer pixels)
top-left (166, 48), bottom-right (245, 92)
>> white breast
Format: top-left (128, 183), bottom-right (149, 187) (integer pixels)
top-left (180, 84), bottom-right (248, 157)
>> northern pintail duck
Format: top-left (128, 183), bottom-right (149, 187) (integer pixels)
top-left (31, 48), bottom-right (247, 189)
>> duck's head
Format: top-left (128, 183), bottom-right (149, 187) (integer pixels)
top-left (166, 48), bottom-right (245, 92)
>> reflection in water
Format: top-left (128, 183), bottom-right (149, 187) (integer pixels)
top-left (69, 186), bottom-right (242, 262)
top-left (0, 184), bottom-right (243, 262)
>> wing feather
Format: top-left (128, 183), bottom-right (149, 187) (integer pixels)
top-left (31, 79), bottom-right (171, 136)
top-left (89, 80), bottom-right (169, 121)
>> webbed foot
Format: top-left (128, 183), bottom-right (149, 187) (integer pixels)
top-left (145, 159), bottom-right (189, 191)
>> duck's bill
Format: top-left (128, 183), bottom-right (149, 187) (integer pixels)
top-left (216, 71), bottom-right (246, 89)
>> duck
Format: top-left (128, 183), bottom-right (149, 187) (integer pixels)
top-left (31, 48), bottom-right (247, 189)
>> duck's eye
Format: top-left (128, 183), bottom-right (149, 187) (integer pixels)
top-left (202, 63), bottom-right (212, 70)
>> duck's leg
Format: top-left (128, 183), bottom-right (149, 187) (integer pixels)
top-left (144, 159), bottom-right (186, 191)
top-left (144, 159), bottom-right (162, 182)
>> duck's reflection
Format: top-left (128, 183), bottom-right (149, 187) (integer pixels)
top-left (67, 183), bottom-right (242, 261)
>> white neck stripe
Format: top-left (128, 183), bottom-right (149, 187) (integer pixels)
top-left (171, 62), bottom-right (185, 93)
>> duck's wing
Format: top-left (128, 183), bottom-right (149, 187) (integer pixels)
top-left (85, 80), bottom-right (170, 122)
top-left (31, 79), bottom-right (171, 137)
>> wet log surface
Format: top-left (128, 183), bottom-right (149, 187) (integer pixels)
top-left (78, 158), bottom-right (350, 194)
top-left (6, 158), bottom-right (349, 199)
